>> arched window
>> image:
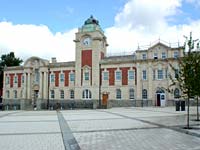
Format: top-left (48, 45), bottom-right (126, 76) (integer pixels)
top-left (82, 89), bottom-right (92, 99)
top-left (129, 88), bottom-right (134, 99)
top-left (50, 90), bottom-right (55, 99)
top-left (13, 90), bottom-right (17, 99)
top-left (142, 89), bottom-right (148, 100)
top-left (60, 90), bottom-right (64, 99)
top-left (116, 89), bottom-right (121, 99)
top-left (70, 90), bottom-right (74, 99)
top-left (174, 88), bottom-right (180, 98)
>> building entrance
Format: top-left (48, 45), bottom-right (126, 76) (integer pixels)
top-left (156, 89), bottom-right (165, 107)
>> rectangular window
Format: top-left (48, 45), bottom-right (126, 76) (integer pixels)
top-left (50, 90), bottom-right (55, 99)
top-left (14, 90), bottom-right (17, 99)
top-left (115, 71), bottom-right (121, 81)
top-left (142, 53), bottom-right (147, 60)
top-left (154, 53), bottom-right (158, 59)
top-left (128, 70), bottom-right (134, 80)
top-left (157, 70), bottom-right (163, 80)
top-left (60, 90), bottom-right (64, 99)
top-left (162, 52), bottom-right (166, 59)
top-left (175, 69), bottom-right (179, 78)
top-left (50, 74), bottom-right (55, 83)
top-left (103, 72), bottom-right (109, 80)
top-left (34, 69), bottom-right (39, 84)
top-left (14, 76), bottom-right (18, 83)
top-left (153, 70), bottom-right (156, 80)
top-left (70, 90), bottom-right (74, 99)
top-left (174, 51), bottom-right (179, 58)
top-left (22, 75), bottom-right (24, 83)
top-left (142, 70), bottom-right (147, 80)
top-left (165, 68), bottom-right (168, 79)
top-left (60, 73), bottom-right (64, 82)
top-left (85, 72), bottom-right (89, 80)
top-left (6, 76), bottom-right (10, 84)
top-left (70, 73), bottom-right (75, 81)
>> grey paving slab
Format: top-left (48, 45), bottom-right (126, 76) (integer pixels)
top-left (73, 128), bottom-right (200, 150)
top-left (0, 133), bottom-right (65, 150)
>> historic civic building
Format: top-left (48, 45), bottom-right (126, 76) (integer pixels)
top-left (2, 16), bottom-right (183, 110)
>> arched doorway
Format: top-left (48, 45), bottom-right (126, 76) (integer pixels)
top-left (156, 88), bottom-right (165, 107)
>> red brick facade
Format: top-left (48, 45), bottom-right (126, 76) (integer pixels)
top-left (17, 73), bottom-right (23, 88)
top-left (107, 68), bottom-right (117, 86)
top-left (9, 74), bottom-right (15, 88)
top-left (63, 70), bottom-right (70, 86)
top-left (120, 67), bottom-right (130, 85)
top-left (82, 50), bottom-right (92, 67)
top-left (54, 71), bottom-right (60, 87)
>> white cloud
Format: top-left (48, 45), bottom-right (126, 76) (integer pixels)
top-left (105, 0), bottom-right (200, 54)
top-left (0, 21), bottom-right (77, 62)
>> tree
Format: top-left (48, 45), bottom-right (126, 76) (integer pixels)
top-left (169, 32), bottom-right (199, 129)
top-left (0, 52), bottom-right (23, 90)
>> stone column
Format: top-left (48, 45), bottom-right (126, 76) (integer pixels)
top-left (43, 71), bottom-right (47, 99)
top-left (27, 73), bottom-right (31, 99)
top-left (22, 73), bottom-right (27, 99)
top-left (39, 72), bottom-right (43, 99)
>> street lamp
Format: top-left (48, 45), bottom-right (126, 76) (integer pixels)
top-left (47, 66), bottom-right (50, 109)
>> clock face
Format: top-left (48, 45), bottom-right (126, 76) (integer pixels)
top-left (83, 37), bottom-right (91, 46)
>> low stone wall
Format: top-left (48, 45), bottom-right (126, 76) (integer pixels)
top-left (107, 100), bottom-right (153, 108)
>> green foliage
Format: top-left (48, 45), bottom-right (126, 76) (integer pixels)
top-left (0, 52), bottom-right (23, 89)
top-left (169, 32), bottom-right (200, 99)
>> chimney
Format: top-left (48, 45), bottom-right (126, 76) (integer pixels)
top-left (51, 57), bottom-right (57, 63)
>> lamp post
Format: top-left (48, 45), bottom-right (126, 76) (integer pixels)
top-left (99, 63), bottom-right (102, 109)
top-left (47, 66), bottom-right (50, 110)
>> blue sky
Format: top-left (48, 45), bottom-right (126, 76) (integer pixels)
top-left (0, 0), bottom-right (200, 62)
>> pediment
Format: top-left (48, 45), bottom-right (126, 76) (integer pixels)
top-left (24, 56), bottom-right (49, 68)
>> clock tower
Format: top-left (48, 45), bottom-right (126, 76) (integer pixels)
top-left (74, 15), bottom-right (108, 100)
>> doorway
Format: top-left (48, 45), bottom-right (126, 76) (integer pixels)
top-left (156, 89), bottom-right (165, 107)
top-left (102, 94), bottom-right (108, 108)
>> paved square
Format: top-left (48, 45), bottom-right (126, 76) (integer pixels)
top-left (0, 107), bottom-right (200, 150)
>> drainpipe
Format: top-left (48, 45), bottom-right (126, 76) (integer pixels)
top-left (99, 64), bottom-right (101, 109)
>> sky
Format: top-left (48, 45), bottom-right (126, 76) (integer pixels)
top-left (0, 0), bottom-right (200, 62)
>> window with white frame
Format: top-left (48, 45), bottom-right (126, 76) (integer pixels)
top-left (85, 72), bottom-right (89, 80)
top-left (153, 53), bottom-right (158, 59)
top-left (14, 90), bottom-right (17, 99)
top-left (34, 69), bottom-right (39, 84)
top-left (153, 70), bottom-right (156, 80)
top-left (103, 71), bottom-right (109, 80)
top-left (6, 76), bottom-right (10, 85)
top-left (142, 89), bottom-right (148, 99)
top-left (116, 89), bottom-right (122, 99)
top-left (162, 52), bottom-right (166, 59)
top-left (50, 74), bottom-right (55, 83)
top-left (70, 90), bottom-right (74, 99)
top-left (6, 90), bottom-right (10, 98)
top-left (14, 76), bottom-right (18, 84)
top-left (174, 51), bottom-right (179, 58)
top-left (129, 88), bottom-right (134, 99)
top-left (82, 89), bottom-right (92, 99)
top-left (60, 90), bottom-right (64, 99)
top-left (70, 73), bottom-right (75, 81)
top-left (174, 88), bottom-right (180, 98)
top-left (22, 75), bottom-right (24, 83)
top-left (128, 70), bottom-right (134, 80)
top-left (157, 69), bottom-right (163, 80)
top-left (115, 71), bottom-right (121, 81)
top-left (142, 53), bottom-right (147, 60)
top-left (165, 68), bottom-right (168, 78)
top-left (175, 69), bottom-right (179, 78)
top-left (142, 70), bottom-right (147, 80)
top-left (50, 90), bottom-right (55, 99)
top-left (60, 73), bottom-right (64, 82)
